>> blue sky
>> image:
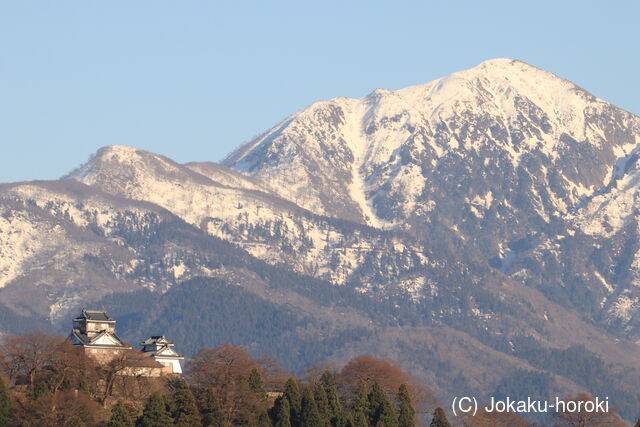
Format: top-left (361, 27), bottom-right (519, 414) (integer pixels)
top-left (1, 1), bottom-right (638, 182)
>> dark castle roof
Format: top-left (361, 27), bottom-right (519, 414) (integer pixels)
top-left (140, 336), bottom-right (173, 346)
top-left (74, 308), bottom-right (114, 322)
top-left (70, 329), bottom-right (129, 348)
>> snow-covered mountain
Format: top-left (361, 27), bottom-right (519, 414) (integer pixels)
top-left (225, 59), bottom-right (639, 230)
top-left (223, 58), bottom-right (640, 338)
top-left (65, 146), bottom-right (434, 292)
top-left (2, 58), bottom-right (640, 416)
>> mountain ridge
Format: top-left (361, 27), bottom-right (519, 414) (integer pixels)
top-left (223, 58), bottom-right (639, 229)
top-left (219, 58), bottom-right (640, 341)
top-left (1, 58), bottom-right (640, 417)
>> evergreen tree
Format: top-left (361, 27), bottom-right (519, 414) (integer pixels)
top-left (319, 371), bottom-right (335, 389)
top-left (320, 371), bottom-right (344, 427)
top-left (348, 411), bottom-right (368, 427)
top-left (79, 378), bottom-right (90, 395)
top-left (397, 384), bottom-right (415, 427)
top-left (0, 376), bottom-right (10, 427)
top-left (429, 408), bottom-right (451, 427)
top-left (172, 380), bottom-right (202, 427)
top-left (138, 392), bottom-right (174, 427)
top-left (271, 396), bottom-right (291, 427)
top-left (283, 378), bottom-right (302, 426)
top-left (349, 381), bottom-right (369, 427)
top-left (314, 385), bottom-right (331, 427)
top-left (256, 409), bottom-right (273, 427)
top-left (202, 388), bottom-right (225, 427)
top-left (31, 381), bottom-right (49, 400)
top-left (327, 387), bottom-right (345, 427)
top-left (368, 383), bottom-right (398, 427)
top-left (108, 401), bottom-right (137, 427)
top-left (300, 388), bottom-right (321, 427)
top-left (249, 368), bottom-right (267, 400)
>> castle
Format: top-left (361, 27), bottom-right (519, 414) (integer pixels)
top-left (69, 308), bottom-right (183, 375)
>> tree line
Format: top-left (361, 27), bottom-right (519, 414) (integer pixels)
top-left (0, 332), bottom-right (633, 426)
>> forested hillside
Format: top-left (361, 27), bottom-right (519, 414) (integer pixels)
top-left (0, 332), bottom-right (630, 426)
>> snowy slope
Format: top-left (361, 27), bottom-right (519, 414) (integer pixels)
top-left (0, 181), bottom-right (156, 322)
top-left (66, 146), bottom-right (432, 291)
top-left (570, 143), bottom-right (640, 237)
top-left (222, 58), bottom-right (640, 342)
top-left (225, 59), bottom-right (640, 236)
top-left (184, 161), bottom-right (274, 193)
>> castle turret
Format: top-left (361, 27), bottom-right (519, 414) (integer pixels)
top-left (140, 335), bottom-right (184, 374)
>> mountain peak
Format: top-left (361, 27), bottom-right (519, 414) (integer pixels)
top-left (452, 58), bottom-right (545, 79)
top-left (65, 145), bottom-right (145, 176)
top-left (395, 57), bottom-right (583, 104)
top-left (224, 59), bottom-right (639, 226)
top-left (478, 57), bottom-right (519, 65)
top-left (94, 144), bottom-right (140, 157)
top-left (475, 57), bottom-right (530, 69)
top-left (359, 59), bottom-right (544, 107)
top-left (65, 145), bottom-right (199, 192)
top-left (469, 58), bottom-right (557, 81)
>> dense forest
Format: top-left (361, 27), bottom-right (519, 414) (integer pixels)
top-left (0, 332), bottom-right (632, 426)
top-left (90, 275), bottom-right (640, 420)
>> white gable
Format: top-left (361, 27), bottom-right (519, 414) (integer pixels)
top-left (155, 346), bottom-right (180, 357)
top-left (92, 333), bottom-right (122, 346)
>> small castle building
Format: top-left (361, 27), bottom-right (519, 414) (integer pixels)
top-left (140, 336), bottom-right (184, 374)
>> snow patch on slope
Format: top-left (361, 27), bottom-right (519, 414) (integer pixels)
top-left (341, 99), bottom-right (396, 228)
top-left (571, 166), bottom-right (640, 237)
top-left (0, 212), bottom-right (49, 288)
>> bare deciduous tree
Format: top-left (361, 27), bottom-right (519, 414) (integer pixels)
top-left (185, 344), bottom-right (267, 427)
top-left (47, 341), bottom-right (96, 393)
top-left (257, 356), bottom-right (289, 390)
top-left (185, 344), bottom-right (258, 391)
top-left (337, 355), bottom-right (438, 414)
top-left (553, 392), bottom-right (625, 427)
top-left (463, 408), bottom-right (531, 426)
top-left (96, 348), bottom-right (154, 406)
top-left (0, 332), bottom-right (64, 389)
top-left (11, 389), bottom-right (102, 427)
